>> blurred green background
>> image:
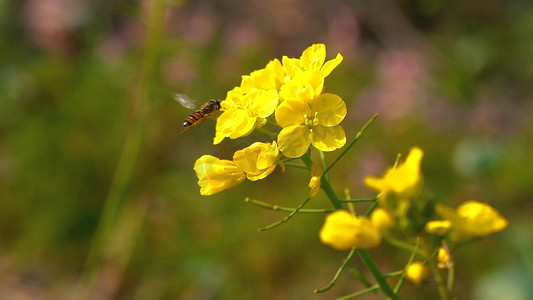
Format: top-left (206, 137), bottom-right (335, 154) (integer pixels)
top-left (2, 0), bottom-right (533, 299)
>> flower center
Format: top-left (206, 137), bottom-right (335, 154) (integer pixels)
top-left (304, 111), bottom-right (319, 128)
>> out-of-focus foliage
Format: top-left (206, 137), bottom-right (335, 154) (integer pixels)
top-left (1, 0), bottom-right (533, 299)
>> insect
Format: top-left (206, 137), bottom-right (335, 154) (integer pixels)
top-left (174, 93), bottom-right (221, 132)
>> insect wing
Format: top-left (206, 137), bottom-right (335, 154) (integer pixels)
top-left (174, 93), bottom-right (201, 110)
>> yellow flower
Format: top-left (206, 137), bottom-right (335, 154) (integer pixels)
top-left (430, 200), bottom-right (508, 241)
top-left (282, 43), bottom-right (343, 80)
top-left (406, 262), bottom-right (430, 285)
top-left (214, 87), bottom-right (279, 144)
top-left (308, 163), bottom-right (323, 198)
top-left (364, 147), bottom-right (424, 198)
top-left (275, 93), bottom-right (347, 158)
top-left (425, 220), bottom-right (452, 235)
top-left (319, 210), bottom-right (382, 250)
top-left (194, 155), bottom-right (246, 196)
top-left (241, 58), bottom-right (284, 92)
top-left (233, 141), bottom-right (279, 181)
top-left (279, 44), bottom-right (343, 102)
top-left (437, 246), bottom-right (453, 269)
top-left (370, 208), bottom-right (395, 233)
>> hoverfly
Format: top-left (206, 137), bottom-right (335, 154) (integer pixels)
top-left (175, 93), bottom-right (221, 132)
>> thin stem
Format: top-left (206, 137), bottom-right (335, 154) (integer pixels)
top-left (282, 162), bottom-right (308, 170)
top-left (385, 271), bottom-right (404, 278)
top-left (447, 264), bottom-right (455, 292)
top-left (256, 126), bottom-right (278, 138)
top-left (323, 114), bottom-right (379, 175)
top-left (357, 249), bottom-right (400, 300)
top-left (321, 176), bottom-right (343, 210)
top-left (422, 238), bottom-right (452, 300)
top-left (300, 150), bottom-right (343, 210)
top-left (314, 248), bottom-right (356, 293)
top-left (335, 285), bottom-right (380, 300)
top-left (384, 236), bottom-right (429, 258)
top-left (319, 150), bottom-right (330, 182)
top-left (364, 201), bottom-right (378, 217)
top-left (348, 267), bottom-right (374, 288)
top-left (78, 0), bottom-right (165, 298)
top-left (245, 198), bottom-right (334, 213)
top-left (257, 197), bottom-right (312, 231)
top-left (394, 237), bottom-right (421, 293)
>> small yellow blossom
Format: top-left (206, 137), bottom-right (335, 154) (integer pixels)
top-left (240, 58), bottom-right (284, 92)
top-left (319, 210), bottom-right (382, 250)
top-left (364, 147), bottom-right (424, 198)
top-left (431, 200), bottom-right (508, 241)
top-left (308, 163), bottom-right (323, 198)
top-left (194, 155), bottom-right (246, 196)
top-left (370, 208), bottom-right (395, 233)
top-left (406, 262), bottom-right (430, 285)
top-left (276, 93), bottom-right (347, 158)
top-left (437, 246), bottom-right (453, 269)
top-left (425, 220), bottom-right (452, 235)
top-left (214, 84), bottom-right (279, 145)
top-left (233, 141), bottom-right (279, 181)
top-left (282, 43), bottom-right (343, 81)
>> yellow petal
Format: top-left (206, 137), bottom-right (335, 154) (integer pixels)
top-left (275, 99), bottom-right (310, 127)
top-left (406, 262), bottom-right (430, 285)
top-left (233, 142), bottom-right (278, 181)
top-left (319, 210), bottom-right (382, 250)
top-left (321, 53), bottom-right (343, 77)
top-left (370, 208), bottom-right (394, 232)
top-left (277, 125), bottom-right (311, 158)
top-left (308, 162), bottom-right (323, 198)
top-left (425, 220), bottom-right (452, 235)
top-left (456, 200), bottom-right (508, 237)
top-left (364, 147), bottom-right (424, 197)
top-left (251, 89), bottom-right (279, 119)
top-left (312, 93), bottom-right (347, 126)
top-left (311, 125), bottom-right (346, 152)
top-left (300, 43), bottom-right (326, 71)
top-left (194, 155), bottom-right (245, 195)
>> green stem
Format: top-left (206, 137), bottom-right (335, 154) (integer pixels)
top-left (282, 162), bottom-right (308, 170)
top-left (323, 114), bottom-right (378, 175)
top-left (300, 150), bottom-right (343, 210)
top-left (357, 249), bottom-right (400, 300)
top-left (257, 197), bottom-right (312, 231)
top-left (335, 285), bottom-right (380, 300)
top-left (422, 239), bottom-right (452, 300)
top-left (384, 236), bottom-right (429, 258)
top-left (394, 237), bottom-right (420, 293)
top-left (321, 176), bottom-right (343, 210)
top-left (315, 248), bottom-right (356, 293)
top-left (385, 271), bottom-right (404, 278)
top-left (245, 198), bottom-right (334, 213)
top-left (78, 0), bottom-right (165, 297)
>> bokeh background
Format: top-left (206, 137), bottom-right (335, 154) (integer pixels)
top-left (2, 0), bottom-right (533, 299)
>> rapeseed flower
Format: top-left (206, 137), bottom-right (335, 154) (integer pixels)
top-left (364, 147), bottom-right (424, 198)
top-left (194, 155), bottom-right (246, 196)
top-left (425, 200), bottom-right (508, 241)
top-left (319, 210), bottom-right (382, 250)
top-left (214, 87), bottom-right (279, 144)
top-left (406, 262), bottom-right (430, 285)
top-left (308, 163), bottom-right (323, 198)
top-left (233, 141), bottom-right (279, 181)
top-left (275, 93), bottom-right (347, 158)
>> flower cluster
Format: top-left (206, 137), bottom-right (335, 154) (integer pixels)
top-left (213, 43), bottom-right (346, 157)
top-left (318, 146), bottom-right (508, 251)
top-left (194, 43), bottom-right (348, 195)
top-left (194, 141), bottom-right (278, 195)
